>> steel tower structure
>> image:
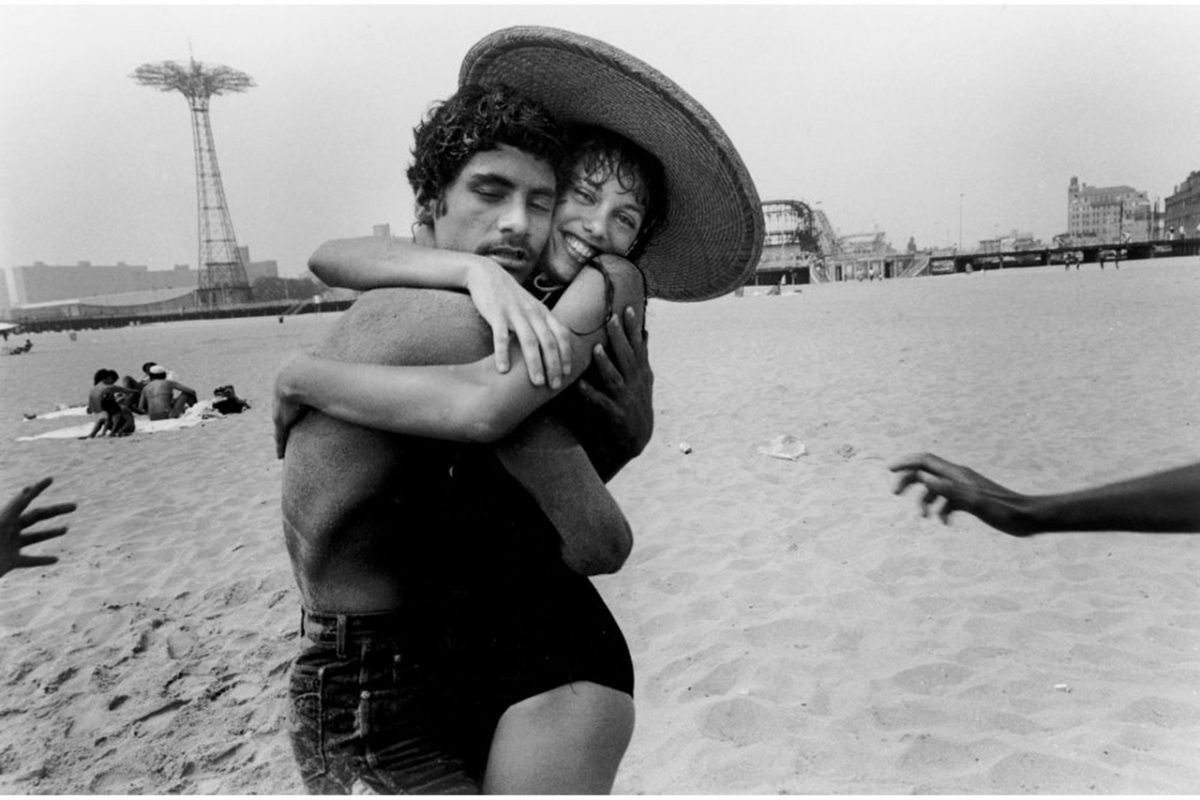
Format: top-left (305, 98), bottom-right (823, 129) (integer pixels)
top-left (132, 58), bottom-right (255, 308)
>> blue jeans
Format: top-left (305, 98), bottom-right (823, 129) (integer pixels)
top-left (287, 609), bottom-right (494, 794)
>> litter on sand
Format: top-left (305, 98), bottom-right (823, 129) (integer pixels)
top-left (757, 434), bottom-right (807, 461)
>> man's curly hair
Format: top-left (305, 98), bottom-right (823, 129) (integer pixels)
top-left (407, 84), bottom-right (569, 226)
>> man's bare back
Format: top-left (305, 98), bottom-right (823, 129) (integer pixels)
top-left (140, 378), bottom-right (197, 420)
top-left (282, 288), bottom-right (494, 613)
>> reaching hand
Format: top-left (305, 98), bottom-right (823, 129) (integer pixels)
top-left (0, 477), bottom-right (76, 579)
top-left (464, 261), bottom-right (573, 389)
top-left (274, 352), bottom-right (312, 459)
top-left (889, 452), bottom-right (1036, 536)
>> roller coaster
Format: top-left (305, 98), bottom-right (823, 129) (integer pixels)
top-left (754, 200), bottom-right (932, 284)
top-left (753, 200), bottom-right (841, 285)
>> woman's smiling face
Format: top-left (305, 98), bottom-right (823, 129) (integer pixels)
top-left (539, 160), bottom-right (648, 285)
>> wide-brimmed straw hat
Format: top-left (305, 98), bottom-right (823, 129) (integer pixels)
top-left (460, 26), bottom-right (763, 302)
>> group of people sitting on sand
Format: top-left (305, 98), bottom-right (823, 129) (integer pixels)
top-left (85, 362), bottom-right (198, 438)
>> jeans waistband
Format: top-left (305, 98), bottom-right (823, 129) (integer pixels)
top-left (300, 607), bottom-right (432, 652)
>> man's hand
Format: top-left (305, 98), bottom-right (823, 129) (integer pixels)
top-left (569, 306), bottom-right (654, 480)
top-left (1, 477), bottom-right (75, 578)
top-left (464, 260), bottom-right (573, 390)
top-left (274, 352), bottom-right (312, 459)
top-left (889, 452), bottom-right (1036, 536)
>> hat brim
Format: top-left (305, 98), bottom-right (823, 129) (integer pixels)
top-left (460, 26), bottom-right (763, 302)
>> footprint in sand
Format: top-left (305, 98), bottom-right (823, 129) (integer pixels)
top-left (1114, 695), bottom-right (1200, 729)
top-left (699, 696), bottom-right (780, 747)
top-left (896, 732), bottom-right (1001, 773)
top-left (888, 662), bottom-right (973, 696)
top-left (987, 750), bottom-right (1122, 793)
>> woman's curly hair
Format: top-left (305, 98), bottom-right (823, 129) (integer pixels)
top-left (407, 84), bottom-right (569, 226)
top-left (562, 125), bottom-right (669, 263)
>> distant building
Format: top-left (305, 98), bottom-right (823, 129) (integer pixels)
top-left (11, 287), bottom-right (198, 325)
top-left (2, 246), bottom-right (279, 314)
top-left (238, 246), bottom-right (279, 284)
top-left (830, 232), bottom-right (897, 281)
top-left (2, 261), bottom-right (196, 312)
top-left (978, 230), bottom-right (1043, 254)
top-left (753, 200), bottom-right (822, 285)
top-left (1066, 176), bottom-right (1153, 245)
top-left (1164, 170), bottom-right (1200, 239)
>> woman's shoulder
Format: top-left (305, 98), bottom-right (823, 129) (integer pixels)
top-left (578, 256), bottom-right (646, 302)
top-left (553, 256), bottom-right (646, 339)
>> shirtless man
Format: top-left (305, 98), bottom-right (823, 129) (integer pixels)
top-left (137, 365), bottom-right (197, 420)
top-left (85, 369), bottom-right (137, 438)
top-left (281, 83), bottom-right (649, 793)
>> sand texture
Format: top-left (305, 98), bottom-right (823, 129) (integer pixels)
top-left (1, 259), bottom-right (1198, 793)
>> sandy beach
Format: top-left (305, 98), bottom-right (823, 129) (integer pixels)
top-left (2, 258), bottom-right (1198, 793)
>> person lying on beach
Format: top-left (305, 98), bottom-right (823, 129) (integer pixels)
top-left (85, 369), bottom-right (138, 438)
top-left (890, 452), bottom-right (1200, 534)
top-left (0, 477), bottom-right (76, 579)
top-left (137, 365), bottom-right (197, 420)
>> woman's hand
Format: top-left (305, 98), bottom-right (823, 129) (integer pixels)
top-left (464, 260), bottom-right (573, 390)
top-left (274, 352), bottom-right (313, 459)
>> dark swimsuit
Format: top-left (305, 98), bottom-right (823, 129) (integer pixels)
top-left (420, 271), bottom-right (636, 761)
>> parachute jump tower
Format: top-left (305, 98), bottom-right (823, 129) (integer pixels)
top-left (132, 58), bottom-right (255, 308)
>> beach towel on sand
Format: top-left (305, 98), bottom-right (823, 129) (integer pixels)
top-left (17, 400), bottom-right (231, 441)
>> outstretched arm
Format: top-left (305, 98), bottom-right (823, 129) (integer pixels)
top-left (1, 477), bottom-right (76, 578)
top-left (890, 452), bottom-right (1200, 535)
top-left (310, 236), bottom-right (573, 388)
top-left (275, 258), bottom-right (645, 451)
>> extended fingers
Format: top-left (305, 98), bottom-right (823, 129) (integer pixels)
top-left (500, 316), bottom-right (547, 386)
top-left (605, 308), bottom-right (637, 372)
top-left (526, 313), bottom-right (567, 389)
top-left (892, 469), bottom-right (923, 495)
top-left (14, 554), bottom-right (59, 570)
top-left (18, 503), bottom-right (76, 530)
top-left (491, 324), bottom-right (513, 375)
top-left (574, 378), bottom-right (617, 415)
top-left (2, 478), bottom-right (53, 519)
top-left (888, 452), bottom-right (956, 475)
top-left (919, 485), bottom-right (940, 516)
top-left (19, 526), bottom-right (69, 546)
top-left (589, 342), bottom-right (625, 394)
top-left (936, 498), bottom-right (959, 525)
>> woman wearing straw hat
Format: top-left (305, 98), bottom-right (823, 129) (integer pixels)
top-left (277, 27), bottom-right (762, 792)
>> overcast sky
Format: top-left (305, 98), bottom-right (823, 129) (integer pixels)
top-left (3, 4), bottom-right (1198, 277)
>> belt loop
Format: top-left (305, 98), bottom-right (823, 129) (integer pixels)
top-left (299, 607), bottom-right (306, 638)
top-left (336, 614), bottom-right (348, 658)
